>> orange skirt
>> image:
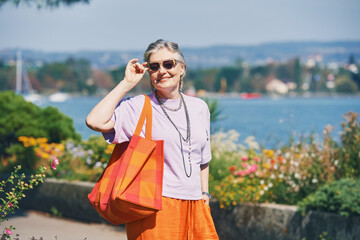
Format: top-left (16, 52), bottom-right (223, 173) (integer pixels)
top-left (125, 197), bottom-right (219, 240)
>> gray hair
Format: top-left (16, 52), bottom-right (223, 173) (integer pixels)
top-left (144, 39), bottom-right (187, 90)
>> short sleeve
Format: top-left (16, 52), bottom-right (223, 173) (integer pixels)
top-left (201, 103), bottom-right (212, 165)
top-left (102, 95), bottom-right (145, 144)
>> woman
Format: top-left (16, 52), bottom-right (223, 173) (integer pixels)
top-left (86, 39), bottom-right (219, 239)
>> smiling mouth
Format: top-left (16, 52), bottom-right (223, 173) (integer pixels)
top-left (157, 77), bottom-right (170, 82)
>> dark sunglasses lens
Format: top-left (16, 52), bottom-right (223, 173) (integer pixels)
top-left (163, 60), bottom-right (175, 70)
top-left (149, 63), bottom-right (160, 71)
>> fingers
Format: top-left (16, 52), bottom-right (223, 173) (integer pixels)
top-left (134, 62), bottom-right (148, 74)
top-left (127, 59), bottom-right (138, 67)
top-left (127, 59), bottom-right (148, 73)
top-left (142, 62), bottom-right (149, 71)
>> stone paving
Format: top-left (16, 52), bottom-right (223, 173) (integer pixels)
top-left (5, 210), bottom-right (127, 240)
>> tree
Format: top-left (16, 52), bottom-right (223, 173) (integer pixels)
top-left (36, 58), bottom-right (93, 93)
top-left (293, 58), bottom-right (302, 92)
top-left (0, 62), bottom-right (15, 91)
top-left (335, 75), bottom-right (358, 93)
top-left (215, 66), bottom-right (243, 92)
top-left (0, 91), bottom-right (80, 172)
top-left (0, 0), bottom-right (90, 9)
top-left (348, 54), bottom-right (356, 65)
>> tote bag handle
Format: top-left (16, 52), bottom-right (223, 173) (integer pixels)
top-left (133, 95), bottom-right (152, 140)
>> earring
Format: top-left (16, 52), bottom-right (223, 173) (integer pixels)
top-left (179, 77), bottom-right (183, 92)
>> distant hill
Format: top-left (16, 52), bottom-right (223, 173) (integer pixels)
top-left (1, 41), bottom-right (359, 69)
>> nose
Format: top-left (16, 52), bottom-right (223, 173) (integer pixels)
top-left (158, 64), bottom-right (167, 74)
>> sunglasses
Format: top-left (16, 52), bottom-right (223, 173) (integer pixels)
top-left (148, 59), bottom-right (180, 72)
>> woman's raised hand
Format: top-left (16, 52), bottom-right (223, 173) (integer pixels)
top-left (123, 59), bottom-right (148, 88)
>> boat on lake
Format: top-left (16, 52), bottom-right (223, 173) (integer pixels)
top-left (16, 50), bottom-right (44, 104)
top-left (240, 92), bottom-right (261, 100)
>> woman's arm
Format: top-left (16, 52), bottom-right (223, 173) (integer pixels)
top-left (86, 59), bottom-right (148, 132)
top-left (200, 163), bottom-right (210, 205)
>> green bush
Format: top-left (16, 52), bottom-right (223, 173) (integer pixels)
top-left (336, 112), bottom-right (360, 179)
top-left (335, 75), bottom-right (359, 93)
top-left (297, 178), bottom-right (360, 217)
top-left (0, 91), bottom-right (80, 172)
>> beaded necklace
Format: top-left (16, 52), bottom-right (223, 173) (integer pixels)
top-left (155, 91), bottom-right (192, 178)
top-left (156, 95), bottom-right (182, 112)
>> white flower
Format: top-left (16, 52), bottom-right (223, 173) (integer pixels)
top-left (268, 183), bottom-right (273, 188)
top-left (260, 180), bottom-right (265, 185)
top-left (294, 173), bottom-right (300, 179)
top-left (264, 186), bottom-right (269, 191)
top-left (245, 136), bottom-right (260, 150)
top-left (312, 178), bottom-right (318, 183)
top-left (270, 174), bottom-right (275, 179)
top-left (279, 174), bottom-right (284, 179)
top-left (260, 190), bottom-right (265, 195)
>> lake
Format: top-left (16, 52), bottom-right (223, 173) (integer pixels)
top-left (43, 95), bottom-right (360, 148)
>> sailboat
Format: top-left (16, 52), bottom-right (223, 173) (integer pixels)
top-left (16, 50), bottom-right (44, 104)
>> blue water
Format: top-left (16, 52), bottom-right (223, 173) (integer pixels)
top-left (43, 95), bottom-right (360, 148)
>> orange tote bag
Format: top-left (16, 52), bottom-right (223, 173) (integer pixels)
top-left (88, 95), bottom-right (164, 225)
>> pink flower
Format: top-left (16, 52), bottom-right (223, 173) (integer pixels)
top-left (6, 229), bottom-right (12, 235)
top-left (234, 170), bottom-right (246, 177)
top-left (253, 157), bottom-right (260, 162)
top-left (53, 156), bottom-right (59, 165)
top-left (249, 164), bottom-right (258, 173)
top-left (9, 202), bottom-right (13, 208)
top-left (241, 156), bottom-right (249, 161)
top-left (241, 162), bottom-right (248, 168)
top-left (51, 163), bottom-right (57, 170)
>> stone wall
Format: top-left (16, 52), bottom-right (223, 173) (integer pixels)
top-left (19, 179), bottom-right (360, 240)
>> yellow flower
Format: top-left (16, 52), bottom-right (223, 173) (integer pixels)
top-left (18, 136), bottom-right (27, 142)
top-left (36, 138), bottom-right (48, 144)
top-left (262, 163), bottom-right (271, 169)
top-left (29, 137), bottom-right (37, 146)
top-left (263, 149), bottom-right (274, 158)
top-left (105, 144), bottom-right (115, 154)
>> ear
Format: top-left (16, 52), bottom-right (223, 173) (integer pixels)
top-left (180, 64), bottom-right (185, 76)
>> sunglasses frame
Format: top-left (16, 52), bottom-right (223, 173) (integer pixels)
top-left (148, 59), bottom-right (180, 72)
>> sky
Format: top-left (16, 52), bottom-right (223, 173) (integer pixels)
top-left (0, 0), bottom-right (359, 52)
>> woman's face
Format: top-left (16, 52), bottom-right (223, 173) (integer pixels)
top-left (148, 48), bottom-right (185, 94)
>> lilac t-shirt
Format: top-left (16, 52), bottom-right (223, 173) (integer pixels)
top-left (103, 92), bottom-right (211, 200)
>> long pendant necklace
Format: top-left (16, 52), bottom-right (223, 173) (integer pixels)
top-left (155, 91), bottom-right (192, 178)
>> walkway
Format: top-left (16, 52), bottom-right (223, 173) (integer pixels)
top-left (4, 210), bottom-right (127, 240)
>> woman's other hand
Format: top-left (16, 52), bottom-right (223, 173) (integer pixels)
top-left (202, 195), bottom-right (210, 205)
